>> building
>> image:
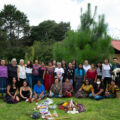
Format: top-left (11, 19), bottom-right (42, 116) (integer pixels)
top-left (111, 40), bottom-right (120, 61)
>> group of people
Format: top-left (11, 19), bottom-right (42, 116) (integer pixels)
top-left (0, 57), bottom-right (120, 104)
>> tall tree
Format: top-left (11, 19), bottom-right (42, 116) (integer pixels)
top-left (53, 3), bottom-right (114, 63)
top-left (30, 20), bottom-right (70, 42)
top-left (0, 4), bottom-right (30, 46)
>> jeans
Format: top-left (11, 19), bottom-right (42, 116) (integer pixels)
top-left (26, 73), bottom-right (32, 88)
top-left (89, 93), bottom-right (104, 100)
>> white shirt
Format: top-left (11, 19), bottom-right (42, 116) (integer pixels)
top-left (102, 64), bottom-right (112, 79)
top-left (26, 67), bottom-right (32, 74)
top-left (18, 65), bottom-right (26, 79)
top-left (83, 64), bottom-right (91, 72)
top-left (55, 67), bottom-right (64, 76)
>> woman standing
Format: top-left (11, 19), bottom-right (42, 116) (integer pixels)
top-left (102, 58), bottom-right (112, 88)
top-left (52, 60), bottom-right (57, 68)
top-left (0, 60), bottom-right (8, 97)
top-left (26, 61), bottom-right (33, 88)
top-left (96, 62), bottom-right (102, 80)
top-left (72, 60), bottom-right (77, 69)
top-left (75, 63), bottom-right (85, 92)
top-left (54, 62), bottom-right (64, 86)
top-left (83, 60), bottom-right (91, 72)
top-left (62, 78), bottom-right (73, 97)
top-left (8, 58), bottom-right (18, 85)
top-left (86, 64), bottom-right (97, 85)
top-left (39, 61), bottom-right (45, 85)
top-left (6, 77), bottom-right (19, 104)
top-left (17, 59), bottom-right (26, 89)
top-left (43, 62), bottom-right (54, 91)
top-left (32, 60), bottom-right (41, 87)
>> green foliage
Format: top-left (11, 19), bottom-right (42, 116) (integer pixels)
top-left (25, 40), bottom-right (55, 64)
top-left (53, 3), bottom-right (114, 64)
top-left (30, 20), bottom-right (70, 42)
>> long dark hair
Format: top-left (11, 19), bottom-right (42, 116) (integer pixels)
top-left (97, 61), bottom-right (102, 72)
top-left (27, 61), bottom-right (33, 68)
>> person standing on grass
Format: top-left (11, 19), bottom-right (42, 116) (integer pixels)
top-left (86, 64), bottom-right (97, 85)
top-left (39, 61), bottom-right (45, 85)
top-left (105, 80), bottom-right (120, 98)
top-left (75, 63), bottom-right (85, 92)
top-left (111, 57), bottom-right (120, 88)
top-left (54, 62), bottom-right (64, 86)
top-left (52, 60), bottom-right (57, 68)
top-left (89, 79), bottom-right (105, 100)
top-left (0, 59), bottom-right (8, 97)
top-left (6, 77), bottom-right (20, 104)
top-left (32, 60), bottom-right (41, 88)
top-left (62, 78), bottom-right (73, 97)
top-left (43, 62), bottom-right (54, 91)
top-left (102, 58), bottom-right (112, 89)
top-left (32, 80), bottom-right (45, 102)
top-left (49, 78), bottom-right (62, 98)
top-left (19, 81), bottom-right (32, 102)
top-left (26, 60), bottom-right (33, 88)
top-left (96, 62), bottom-right (102, 80)
top-left (83, 59), bottom-right (91, 72)
top-left (8, 58), bottom-right (18, 85)
top-left (72, 60), bottom-right (77, 70)
top-left (65, 62), bottom-right (74, 84)
top-left (17, 59), bottom-right (26, 89)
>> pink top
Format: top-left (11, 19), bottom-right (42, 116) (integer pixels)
top-left (32, 64), bottom-right (41, 76)
top-left (0, 66), bottom-right (8, 78)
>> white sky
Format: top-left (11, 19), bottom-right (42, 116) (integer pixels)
top-left (0, 0), bottom-right (120, 39)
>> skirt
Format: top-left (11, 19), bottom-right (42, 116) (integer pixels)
top-left (0, 77), bottom-right (8, 93)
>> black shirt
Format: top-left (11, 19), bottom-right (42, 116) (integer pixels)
top-left (93, 83), bottom-right (105, 96)
top-left (65, 67), bottom-right (74, 79)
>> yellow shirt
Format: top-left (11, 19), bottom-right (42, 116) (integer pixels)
top-left (81, 84), bottom-right (93, 92)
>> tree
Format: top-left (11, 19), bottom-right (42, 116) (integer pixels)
top-left (0, 4), bottom-right (30, 46)
top-left (30, 20), bottom-right (70, 42)
top-left (53, 3), bottom-right (114, 64)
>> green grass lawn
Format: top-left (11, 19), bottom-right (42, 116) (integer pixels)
top-left (0, 97), bottom-right (120, 120)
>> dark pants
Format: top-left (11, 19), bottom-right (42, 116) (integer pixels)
top-left (75, 77), bottom-right (83, 92)
top-left (103, 77), bottom-right (112, 89)
top-left (32, 75), bottom-right (40, 88)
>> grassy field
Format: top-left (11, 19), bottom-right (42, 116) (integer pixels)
top-left (0, 97), bottom-right (120, 120)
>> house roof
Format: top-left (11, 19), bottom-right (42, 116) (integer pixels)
top-left (111, 40), bottom-right (120, 51)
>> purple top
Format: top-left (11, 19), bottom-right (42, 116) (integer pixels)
top-left (32, 64), bottom-right (40, 76)
top-left (0, 66), bottom-right (8, 78)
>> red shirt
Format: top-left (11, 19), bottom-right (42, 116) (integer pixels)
top-left (86, 69), bottom-right (97, 80)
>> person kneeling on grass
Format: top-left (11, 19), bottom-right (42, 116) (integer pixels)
top-left (49, 78), bottom-right (62, 98)
top-left (19, 81), bottom-right (32, 102)
top-left (105, 80), bottom-right (120, 98)
top-left (32, 80), bottom-right (45, 102)
top-left (62, 78), bottom-right (73, 97)
top-left (75, 79), bottom-right (93, 98)
top-left (89, 79), bottom-right (105, 100)
top-left (6, 77), bottom-right (20, 104)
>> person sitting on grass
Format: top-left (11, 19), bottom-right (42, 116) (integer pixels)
top-left (6, 77), bottom-right (20, 104)
top-left (32, 80), bottom-right (45, 102)
top-left (89, 79), bottom-right (105, 100)
top-left (62, 78), bottom-right (73, 97)
top-left (105, 80), bottom-right (120, 98)
top-left (19, 81), bottom-right (32, 102)
top-left (49, 78), bottom-right (62, 98)
top-left (75, 79), bottom-right (93, 98)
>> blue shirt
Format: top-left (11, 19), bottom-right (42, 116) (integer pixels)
top-left (33, 84), bottom-right (45, 95)
top-left (75, 68), bottom-right (85, 77)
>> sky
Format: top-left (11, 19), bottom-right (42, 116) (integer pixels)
top-left (0, 0), bottom-right (120, 39)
